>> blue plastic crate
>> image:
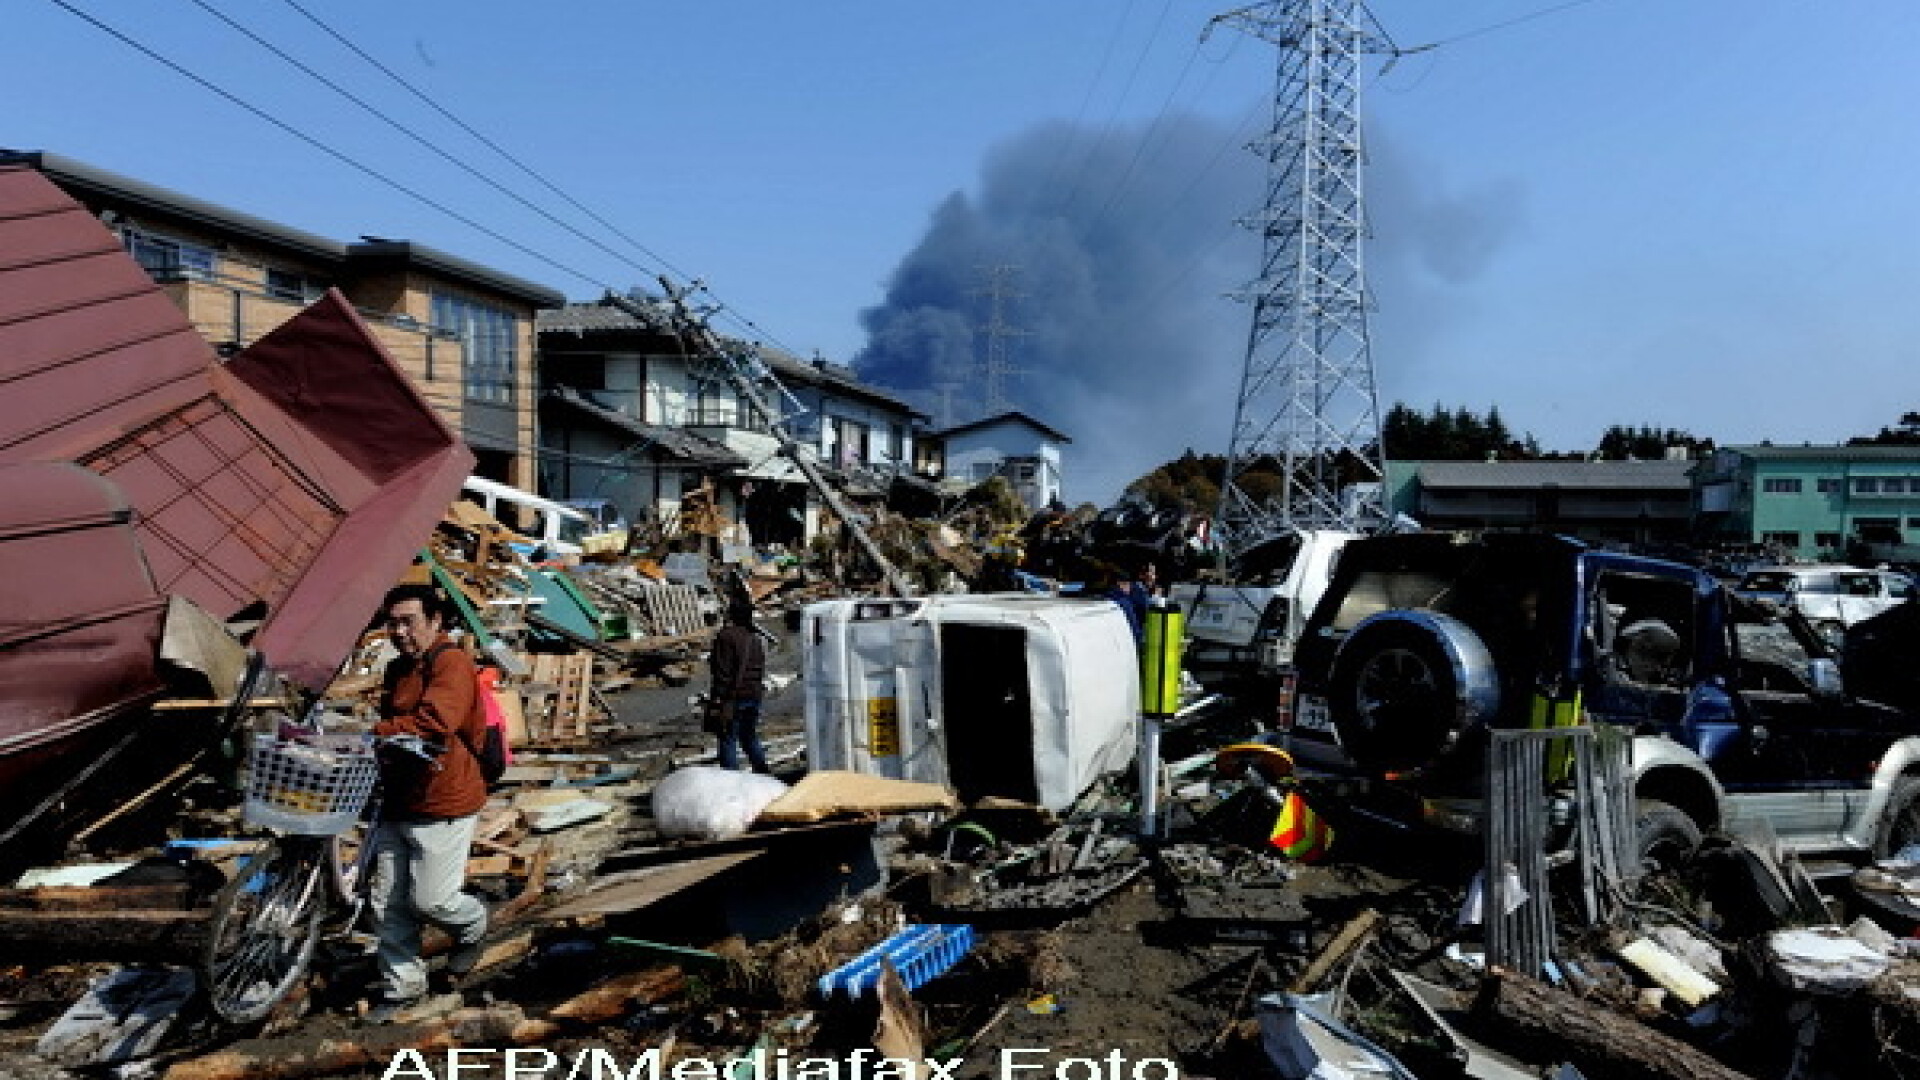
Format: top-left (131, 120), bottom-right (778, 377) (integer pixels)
top-left (816, 924), bottom-right (975, 999)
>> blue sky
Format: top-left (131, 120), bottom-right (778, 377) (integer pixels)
top-left (9, 1), bottom-right (1919, 503)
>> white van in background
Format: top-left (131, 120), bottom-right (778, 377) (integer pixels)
top-left (458, 477), bottom-right (594, 558)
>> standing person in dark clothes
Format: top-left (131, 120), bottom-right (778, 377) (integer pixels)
top-left (708, 601), bottom-right (769, 773)
top-left (368, 584), bottom-right (489, 1021)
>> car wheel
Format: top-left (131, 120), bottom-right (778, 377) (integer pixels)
top-left (1873, 776), bottom-right (1920, 859)
top-left (1326, 613), bottom-right (1499, 773)
top-left (1634, 799), bottom-right (1703, 874)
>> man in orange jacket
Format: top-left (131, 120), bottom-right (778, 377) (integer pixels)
top-left (368, 584), bottom-right (489, 1020)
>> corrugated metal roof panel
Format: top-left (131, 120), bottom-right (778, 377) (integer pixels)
top-left (1414, 460), bottom-right (1695, 491)
top-left (0, 164), bottom-right (471, 690)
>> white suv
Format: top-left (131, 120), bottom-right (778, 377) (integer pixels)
top-left (1735, 565), bottom-right (1915, 643)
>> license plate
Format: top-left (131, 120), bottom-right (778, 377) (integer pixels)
top-left (1294, 695), bottom-right (1334, 733)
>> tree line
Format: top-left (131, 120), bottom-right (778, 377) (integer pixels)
top-left (1124, 402), bottom-right (1709, 513)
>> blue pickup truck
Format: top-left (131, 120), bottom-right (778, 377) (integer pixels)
top-left (1283, 533), bottom-right (1920, 866)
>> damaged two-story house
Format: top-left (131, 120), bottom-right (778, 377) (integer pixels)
top-left (537, 296), bottom-right (930, 548)
top-left (1, 150), bottom-right (564, 493)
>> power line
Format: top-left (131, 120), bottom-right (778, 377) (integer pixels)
top-left (46, 0), bottom-right (611, 291)
top-left (1052, 0), bottom-right (1179, 219)
top-left (1085, 28), bottom-right (1235, 238)
top-left (1419, 0), bottom-right (1614, 51)
top-left (271, 0), bottom-right (811, 359)
top-left (1035, 0), bottom-right (1141, 211)
top-left (187, 0), bottom-right (669, 284)
top-left (53, 0), bottom-right (813, 362)
top-left (274, 0), bottom-right (697, 293)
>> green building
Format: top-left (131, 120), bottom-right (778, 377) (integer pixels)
top-left (1693, 445), bottom-right (1920, 560)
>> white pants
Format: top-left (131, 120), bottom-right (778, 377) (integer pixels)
top-left (368, 815), bottom-right (486, 1000)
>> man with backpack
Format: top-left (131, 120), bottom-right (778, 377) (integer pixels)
top-left (368, 584), bottom-right (491, 1021)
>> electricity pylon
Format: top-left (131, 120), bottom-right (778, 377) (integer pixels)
top-left (1209, 0), bottom-right (1399, 551)
top-left (973, 264), bottom-right (1031, 415)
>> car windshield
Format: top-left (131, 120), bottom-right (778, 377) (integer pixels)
top-left (1740, 572), bottom-right (1796, 594)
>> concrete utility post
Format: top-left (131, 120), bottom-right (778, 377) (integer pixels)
top-left (609, 282), bottom-right (915, 598)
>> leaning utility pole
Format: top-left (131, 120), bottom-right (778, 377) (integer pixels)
top-left (1209, 1), bottom-right (1397, 550)
top-left (611, 282), bottom-right (915, 597)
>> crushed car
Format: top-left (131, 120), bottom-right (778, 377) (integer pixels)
top-left (1282, 532), bottom-right (1920, 864)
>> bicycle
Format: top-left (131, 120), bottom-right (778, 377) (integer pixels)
top-left (200, 720), bottom-right (441, 1024)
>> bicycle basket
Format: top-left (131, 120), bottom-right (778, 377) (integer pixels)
top-left (243, 732), bottom-right (379, 835)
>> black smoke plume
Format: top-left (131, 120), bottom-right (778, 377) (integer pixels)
top-left (854, 111), bottom-right (1519, 505)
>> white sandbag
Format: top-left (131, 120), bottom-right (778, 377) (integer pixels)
top-left (652, 766), bottom-right (789, 841)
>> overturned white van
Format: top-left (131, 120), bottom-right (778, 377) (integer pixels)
top-left (801, 595), bottom-right (1140, 812)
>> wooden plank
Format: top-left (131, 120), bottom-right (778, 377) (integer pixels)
top-left (599, 819), bottom-right (875, 873)
top-left (495, 686), bottom-right (529, 746)
top-left (0, 910), bottom-right (209, 961)
top-left (534, 852), bottom-right (759, 921)
top-left (0, 884), bottom-right (204, 911)
top-left (1289, 908), bottom-right (1381, 993)
top-left (569, 654), bottom-right (595, 740)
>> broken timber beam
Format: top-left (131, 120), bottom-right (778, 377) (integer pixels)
top-left (0, 909), bottom-right (208, 962)
top-left (1289, 908), bottom-right (1380, 993)
top-left (1471, 969), bottom-right (1756, 1080)
top-left (161, 967), bottom-right (684, 1080)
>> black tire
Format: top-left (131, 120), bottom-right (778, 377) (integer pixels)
top-left (1634, 799), bottom-right (1703, 874)
top-left (202, 839), bottom-right (326, 1025)
top-left (1326, 615), bottom-right (1498, 773)
top-left (1874, 776), bottom-right (1920, 859)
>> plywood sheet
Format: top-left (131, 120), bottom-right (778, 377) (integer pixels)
top-left (757, 771), bottom-right (959, 823)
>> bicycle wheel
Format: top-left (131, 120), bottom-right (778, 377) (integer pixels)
top-left (202, 838), bottom-right (327, 1024)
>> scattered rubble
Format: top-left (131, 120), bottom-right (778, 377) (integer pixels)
top-left (8, 489), bottom-right (1920, 1080)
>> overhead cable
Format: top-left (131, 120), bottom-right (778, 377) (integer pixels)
top-left (270, 0), bottom-right (808, 357)
top-left (46, 0), bottom-right (611, 291)
top-left (187, 0), bottom-right (667, 284)
top-left (274, 0), bottom-right (696, 290)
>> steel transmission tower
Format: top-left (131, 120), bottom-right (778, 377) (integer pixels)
top-left (973, 264), bottom-right (1032, 415)
top-left (1211, 1), bottom-right (1397, 548)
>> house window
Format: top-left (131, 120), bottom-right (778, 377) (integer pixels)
top-left (123, 230), bottom-right (216, 280)
top-left (833, 418), bottom-right (870, 467)
top-left (1760, 530), bottom-right (1801, 549)
top-left (889, 424), bottom-right (905, 463)
top-left (1855, 478), bottom-right (1882, 494)
top-left (692, 382), bottom-right (744, 427)
top-left (1761, 478), bottom-right (1802, 494)
top-left (1856, 517), bottom-right (1901, 542)
top-left (1815, 532), bottom-right (1843, 551)
top-left (1884, 478), bottom-right (1909, 494)
top-left (1816, 478), bottom-right (1842, 494)
top-left (432, 292), bottom-right (518, 405)
top-left (265, 268), bottom-right (322, 303)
